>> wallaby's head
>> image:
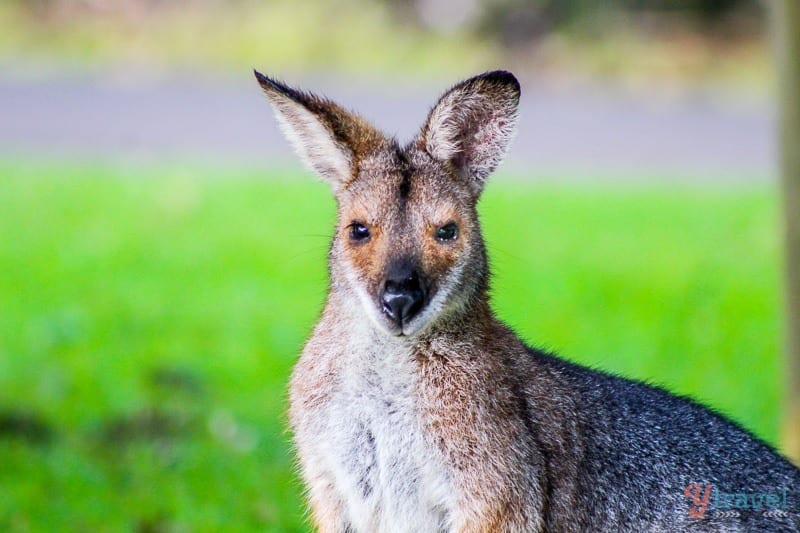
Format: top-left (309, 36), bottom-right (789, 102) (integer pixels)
top-left (257, 71), bottom-right (520, 338)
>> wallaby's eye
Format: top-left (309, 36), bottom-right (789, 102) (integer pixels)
top-left (348, 222), bottom-right (370, 242)
top-left (435, 222), bottom-right (459, 242)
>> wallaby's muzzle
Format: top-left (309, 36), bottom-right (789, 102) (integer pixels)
top-left (380, 264), bottom-right (427, 331)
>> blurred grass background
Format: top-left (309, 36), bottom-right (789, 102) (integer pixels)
top-left (0, 0), bottom-right (770, 92)
top-left (0, 0), bottom-right (789, 530)
top-left (0, 160), bottom-right (781, 530)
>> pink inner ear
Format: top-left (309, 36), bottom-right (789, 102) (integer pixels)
top-left (267, 92), bottom-right (354, 189)
top-left (422, 86), bottom-right (518, 186)
top-left (259, 74), bottom-right (389, 191)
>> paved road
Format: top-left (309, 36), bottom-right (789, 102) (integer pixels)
top-left (0, 70), bottom-right (776, 180)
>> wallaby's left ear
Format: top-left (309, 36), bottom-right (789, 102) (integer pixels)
top-left (255, 70), bottom-right (384, 192)
top-left (417, 70), bottom-right (520, 194)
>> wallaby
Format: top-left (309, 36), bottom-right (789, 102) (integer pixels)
top-left (255, 70), bottom-right (800, 532)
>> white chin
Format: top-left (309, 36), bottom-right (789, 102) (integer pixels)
top-left (372, 308), bottom-right (431, 339)
top-left (399, 318), bottom-right (426, 337)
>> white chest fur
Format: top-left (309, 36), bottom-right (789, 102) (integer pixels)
top-left (318, 341), bottom-right (453, 532)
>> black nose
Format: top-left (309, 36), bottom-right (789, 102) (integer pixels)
top-left (381, 270), bottom-right (426, 327)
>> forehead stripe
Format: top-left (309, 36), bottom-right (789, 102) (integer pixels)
top-left (399, 169), bottom-right (411, 200)
top-left (396, 148), bottom-right (412, 200)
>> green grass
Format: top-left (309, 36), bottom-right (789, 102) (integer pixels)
top-left (0, 159), bottom-right (786, 530)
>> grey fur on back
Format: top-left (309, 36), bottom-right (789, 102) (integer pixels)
top-left (255, 69), bottom-right (800, 532)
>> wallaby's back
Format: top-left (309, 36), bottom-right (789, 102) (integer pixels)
top-left (528, 347), bottom-right (800, 530)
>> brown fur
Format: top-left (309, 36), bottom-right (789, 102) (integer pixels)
top-left (257, 70), bottom-right (534, 530)
top-left (256, 69), bottom-right (800, 532)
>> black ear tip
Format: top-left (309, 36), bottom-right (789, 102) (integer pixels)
top-left (481, 70), bottom-right (520, 93)
top-left (254, 71), bottom-right (296, 99)
top-left (254, 69), bottom-right (271, 86)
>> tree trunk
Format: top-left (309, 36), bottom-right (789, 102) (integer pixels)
top-left (773, 0), bottom-right (800, 465)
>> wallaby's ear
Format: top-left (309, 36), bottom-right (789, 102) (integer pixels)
top-left (418, 70), bottom-right (520, 194)
top-left (255, 70), bottom-right (384, 191)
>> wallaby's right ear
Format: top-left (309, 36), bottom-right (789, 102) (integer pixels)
top-left (255, 70), bottom-right (384, 191)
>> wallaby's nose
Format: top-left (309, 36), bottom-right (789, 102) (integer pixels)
top-left (381, 270), bottom-right (426, 327)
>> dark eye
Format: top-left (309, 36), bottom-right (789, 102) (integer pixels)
top-left (349, 222), bottom-right (370, 242)
top-left (435, 222), bottom-right (459, 242)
